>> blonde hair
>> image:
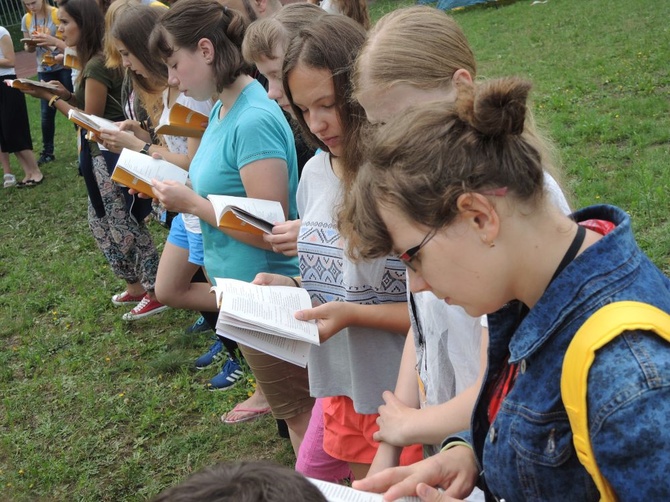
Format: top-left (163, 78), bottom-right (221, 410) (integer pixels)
top-left (342, 78), bottom-right (552, 259)
top-left (103, 0), bottom-right (135, 69)
top-left (353, 6), bottom-right (475, 98)
top-left (242, 3), bottom-right (324, 64)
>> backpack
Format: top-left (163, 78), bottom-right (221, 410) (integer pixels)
top-left (24, 6), bottom-right (60, 36)
top-left (561, 301), bottom-right (670, 502)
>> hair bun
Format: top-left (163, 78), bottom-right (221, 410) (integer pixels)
top-left (458, 77), bottom-right (532, 137)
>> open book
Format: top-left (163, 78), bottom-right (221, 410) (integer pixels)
top-left (68, 109), bottom-right (120, 137)
top-left (4, 78), bottom-right (60, 91)
top-left (155, 103), bottom-right (208, 138)
top-left (20, 38), bottom-right (39, 47)
top-left (309, 478), bottom-right (421, 502)
top-left (208, 194), bottom-right (285, 235)
top-left (212, 278), bottom-right (319, 367)
top-left (111, 148), bottom-right (188, 198)
top-left (63, 47), bottom-right (81, 70)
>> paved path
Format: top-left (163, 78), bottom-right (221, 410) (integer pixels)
top-left (15, 50), bottom-right (37, 79)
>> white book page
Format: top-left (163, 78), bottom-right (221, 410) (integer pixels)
top-left (308, 479), bottom-right (422, 502)
top-left (116, 148), bottom-right (189, 185)
top-left (213, 278), bottom-right (319, 345)
top-left (68, 109), bottom-right (120, 132)
top-left (207, 194), bottom-right (286, 226)
top-left (216, 326), bottom-right (310, 367)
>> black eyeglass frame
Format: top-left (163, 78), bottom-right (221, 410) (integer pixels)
top-left (399, 228), bottom-right (438, 272)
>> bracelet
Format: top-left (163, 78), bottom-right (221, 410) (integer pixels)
top-left (289, 276), bottom-right (301, 288)
top-left (48, 95), bottom-right (61, 108)
top-left (440, 440), bottom-right (473, 453)
top-left (63, 90), bottom-right (73, 102)
top-left (140, 143), bottom-right (151, 155)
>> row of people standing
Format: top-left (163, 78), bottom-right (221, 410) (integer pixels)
top-left (16, 0), bottom-right (670, 500)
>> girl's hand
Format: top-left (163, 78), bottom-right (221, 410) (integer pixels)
top-left (295, 301), bottom-right (353, 343)
top-left (353, 447), bottom-right (478, 501)
top-left (99, 128), bottom-right (141, 154)
top-left (252, 273), bottom-right (296, 288)
top-left (151, 179), bottom-right (198, 214)
top-left (31, 32), bottom-right (58, 47)
top-left (373, 391), bottom-right (418, 446)
top-left (20, 86), bottom-right (54, 100)
top-left (263, 219), bottom-right (301, 256)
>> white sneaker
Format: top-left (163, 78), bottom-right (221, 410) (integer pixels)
top-left (3, 174), bottom-right (16, 188)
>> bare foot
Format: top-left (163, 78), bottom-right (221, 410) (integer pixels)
top-left (221, 388), bottom-right (271, 424)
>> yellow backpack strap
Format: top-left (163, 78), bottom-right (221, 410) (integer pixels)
top-left (561, 301), bottom-right (670, 502)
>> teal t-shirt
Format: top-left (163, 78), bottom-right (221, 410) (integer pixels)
top-left (190, 79), bottom-right (299, 281)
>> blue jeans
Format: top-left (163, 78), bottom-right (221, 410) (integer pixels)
top-left (38, 67), bottom-right (73, 155)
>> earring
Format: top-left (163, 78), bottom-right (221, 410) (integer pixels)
top-left (481, 235), bottom-right (495, 248)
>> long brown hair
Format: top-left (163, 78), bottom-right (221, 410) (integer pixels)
top-left (58, 0), bottom-right (105, 75)
top-left (282, 14), bottom-right (366, 188)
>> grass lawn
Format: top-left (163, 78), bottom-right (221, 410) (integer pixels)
top-left (1, 0), bottom-right (669, 499)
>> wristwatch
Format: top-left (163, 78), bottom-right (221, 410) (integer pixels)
top-left (48, 95), bottom-right (61, 108)
top-left (140, 143), bottom-right (151, 155)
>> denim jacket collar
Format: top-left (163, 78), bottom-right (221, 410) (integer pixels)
top-left (492, 205), bottom-right (641, 363)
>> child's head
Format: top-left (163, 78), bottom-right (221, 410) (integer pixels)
top-left (283, 14), bottom-right (366, 182)
top-left (57, 0), bottom-right (104, 63)
top-left (23, 0), bottom-right (46, 16)
top-left (242, 3), bottom-right (324, 112)
top-left (329, 0), bottom-right (370, 30)
top-left (150, 460), bottom-right (327, 502)
top-left (346, 78), bottom-right (549, 315)
top-left (353, 6), bottom-right (476, 124)
top-left (150, 0), bottom-right (250, 98)
top-left (111, 4), bottom-right (167, 91)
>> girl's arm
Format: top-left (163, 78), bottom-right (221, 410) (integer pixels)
top-left (373, 327), bottom-right (488, 447)
top-left (153, 157), bottom-right (287, 252)
top-left (368, 332), bottom-right (420, 476)
top-left (296, 301), bottom-right (410, 343)
top-left (0, 34), bottom-right (15, 68)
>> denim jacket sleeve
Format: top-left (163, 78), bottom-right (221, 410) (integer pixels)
top-left (588, 329), bottom-right (670, 499)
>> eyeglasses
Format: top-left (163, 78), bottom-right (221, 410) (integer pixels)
top-left (399, 229), bottom-right (438, 272)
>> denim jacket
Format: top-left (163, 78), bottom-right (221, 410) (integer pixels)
top-left (446, 205), bottom-right (670, 501)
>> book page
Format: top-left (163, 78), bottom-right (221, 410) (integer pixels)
top-left (68, 109), bottom-right (120, 134)
top-left (308, 479), bottom-right (421, 502)
top-left (208, 195), bottom-right (286, 231)
top-left (220, 296), bottom-right (318, 343)
top-left (6, 78), bottom-right (61, 91)
top-left (213, 278), bottom-right (319, 345)
top-left (115, 148), bottom-right (188, 185)
top-left (216, 325), bottom-right (311, 367)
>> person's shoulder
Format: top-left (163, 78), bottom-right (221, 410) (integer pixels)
top-left (0, 26), bottom-right (9, 38)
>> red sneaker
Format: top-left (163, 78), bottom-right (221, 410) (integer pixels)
top-left (111, 290), bottom-right (145, 306)
top-left (122, 295), bottom-right (169, 321)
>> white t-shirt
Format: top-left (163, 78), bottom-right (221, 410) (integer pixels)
top-left (158, 90), bottom-right (213, 235)
top-left (0, 27), bottom-right (15, 77)
top-left (297, 151), bottom-right (407, 414)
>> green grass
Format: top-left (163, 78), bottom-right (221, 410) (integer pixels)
top-left (1, 0), bottom-right (669, 499)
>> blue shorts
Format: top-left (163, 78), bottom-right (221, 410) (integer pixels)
top-left (166, 213), bottom-right (205, 266)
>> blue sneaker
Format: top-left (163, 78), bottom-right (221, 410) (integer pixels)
top-left (185, 315), bottom-right (210, 335)
top-left (207, 358), bottom-right (244, 391)
top-left (195, 338), bottom-right (224, 369)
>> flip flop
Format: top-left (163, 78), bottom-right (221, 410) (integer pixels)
top-left (16, 179), bottom-right (32, 188)
top-left (221, 405), bottom-right (271, 425)
top-left (25, 176), bottom-right (45, 187)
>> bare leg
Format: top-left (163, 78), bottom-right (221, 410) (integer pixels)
top-left (125, 281), bottom-right (145, 297)
top-left (155, 242), bottom-right (215, 310)
top-left (285, 409), bottom-right (313, 458)
top-left (14, 149), bottom-right (42, 182)
top-left (349, 462), bottom-right (371, 481)
top-left (1, 151), bottom-right (11, 175)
